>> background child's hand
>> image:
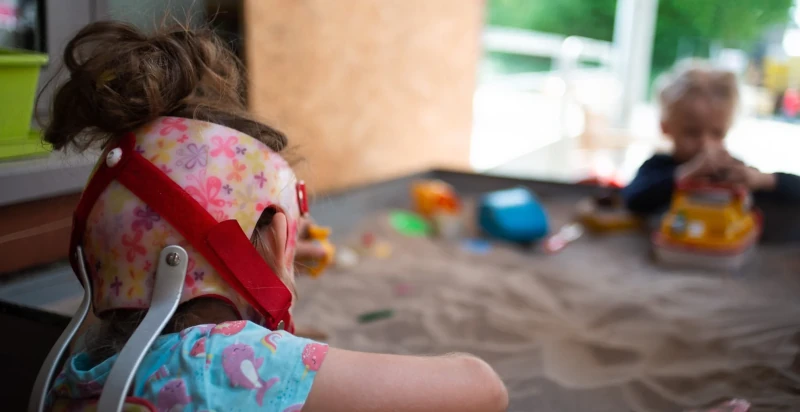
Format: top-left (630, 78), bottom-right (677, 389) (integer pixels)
top-left (725, 161), bottom-right (777, 191)
top-left (675, 147), bottom-right (733, 183)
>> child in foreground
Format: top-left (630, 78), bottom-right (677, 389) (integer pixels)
top-left (41, 21), bottom-right (508, 412)
top-left (622, 60), bottom-right (800, 214)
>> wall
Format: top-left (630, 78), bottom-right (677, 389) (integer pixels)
top-left (105, 0), bottom-right (205, 32)
top-left (245, 0), bottom-right (483, 192)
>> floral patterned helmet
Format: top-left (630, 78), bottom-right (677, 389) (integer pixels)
top-left (70, 117), bottom-right (306, 332)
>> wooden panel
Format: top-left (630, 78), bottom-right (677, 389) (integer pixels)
top-left (245, 0), bottom-right (482, 192)
top-left (0, 193), bottom-right (79, 275)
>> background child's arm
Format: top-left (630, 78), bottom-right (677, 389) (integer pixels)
top-left (754, 172), bottom-right (800, 201)
top-left (727, 159), bottom-right (800, 201)
top-left (621, 155), bottom-right (678, 214)
top-left (303, 348), bottom-right (508, 412)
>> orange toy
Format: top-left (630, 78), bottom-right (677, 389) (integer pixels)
top-left (298, 225), bottom-right (336, 278)
top-left (411, 180), bottom-right (461, 218)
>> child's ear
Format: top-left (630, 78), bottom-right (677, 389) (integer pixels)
top-left (259, 211), bottom-right (288, 269)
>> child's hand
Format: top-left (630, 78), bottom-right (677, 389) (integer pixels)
top-left (725, 161), bottom-right (777, 191)
top-left (675, 147), bottom-right (733, 183)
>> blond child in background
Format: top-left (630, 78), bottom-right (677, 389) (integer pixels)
top-left (622, 60), bottom-right (800, 214)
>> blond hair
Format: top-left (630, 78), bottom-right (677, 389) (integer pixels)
top-left (657, 59), bottom-right (739, 122)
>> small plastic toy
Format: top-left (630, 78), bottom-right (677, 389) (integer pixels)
top-left (388, 210), bottom-right (430, 237)
top-left (372, 242), bottom-right (393, 259)
top-left (357, 309), bottom-right (394, 323)
top-left (298, 225), bottom-right (336, 277)
top-left (432, 210), bottom-right (463, 240)
top-left (393, 283), bottom-right (414, 297)
top-left (353, 232), bottom-right (393, 260)
top-left (543, 223), bottom-right (584, 254)
top-left (652, 182), bottom-right (761, 271)
top-left (361, 232), bottom-right (376, 247)
top-left (576, 175), bottom-right (625, 189)
top-left (686, 399), bottom-right (750, 412)
top-left (335, 246), bottom-right (359, 268)
top-left (576, 193), bottom-right (641, 233)
top-left (411, 179), bottom-right (460, 218)
top-left (478, 187), bottom-right (549, 244)
top-left (461, 238), bottom-right (492, 254)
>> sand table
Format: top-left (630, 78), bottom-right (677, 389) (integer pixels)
top-left (293, 202), bottom-right (800, 412)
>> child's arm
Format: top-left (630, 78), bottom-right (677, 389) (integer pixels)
top-left (731, 164), bottom-right (800, 201)
top-left (621, 155), bottom-right (678, 214)
top-left (772, 173), bottom-right (800, 200)
top-left (752, 172), bottom-right (800, 201)
top-left (303, 348), bottom-right (508, 412)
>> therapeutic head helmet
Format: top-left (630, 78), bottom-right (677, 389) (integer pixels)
top-left (70, 116), bottom-right (305, 332)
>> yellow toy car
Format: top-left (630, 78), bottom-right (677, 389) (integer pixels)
top-left (576, 193), bottom-right (641, 233)
top-left (652, 182), bottom-right (762, 270)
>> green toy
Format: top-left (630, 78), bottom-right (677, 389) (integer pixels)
top-left (388, 210), bottom-right (430, 237)
top-left (357, 309), bottom-right (395, 323)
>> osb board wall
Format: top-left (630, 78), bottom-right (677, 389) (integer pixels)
top-left (245, 0), bottom-right (483, 193)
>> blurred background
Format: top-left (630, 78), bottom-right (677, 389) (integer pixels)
top-left (1, 0), bottom-right (800, 273)
top-left (3, 0), bottom-right (800, 190)
top-left (478, 0), bottom-right (800, 186)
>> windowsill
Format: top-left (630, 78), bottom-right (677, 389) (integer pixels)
top-left (0, 150), bottom-right (97, 207)
top-left (0, 261), bottom-right (81, 318)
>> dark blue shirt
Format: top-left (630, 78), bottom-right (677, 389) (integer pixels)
top-left (622, 154), bottom-right (800, 214)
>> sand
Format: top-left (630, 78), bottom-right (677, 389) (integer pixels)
top-left (293, 203), bottom-right (800, 412)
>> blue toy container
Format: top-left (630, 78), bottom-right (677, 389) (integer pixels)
top-left (478, 187), bottom-right (549, 243)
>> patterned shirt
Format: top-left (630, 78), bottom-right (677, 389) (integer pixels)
top-left (49, 321), bottom-right (328, 412)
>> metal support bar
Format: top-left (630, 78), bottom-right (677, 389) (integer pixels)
top-left (28, 247), bottom-right (92, 412)
top-left (97, 245), bottom-right (187, 412)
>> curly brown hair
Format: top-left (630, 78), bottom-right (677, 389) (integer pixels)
top-left (42, 20), bottom-right (286, 152)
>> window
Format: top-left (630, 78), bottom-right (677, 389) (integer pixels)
top-left (0, 0), bottom-right (45, 52)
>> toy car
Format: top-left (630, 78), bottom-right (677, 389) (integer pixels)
top-left (652, 181), bottom-right (761, 270)
top-left (576, 193), bottom-right (641, 233)
top-left (685, 399), bottom-right (750, 412)
top-left (478, 187), bottom-right (549, 244)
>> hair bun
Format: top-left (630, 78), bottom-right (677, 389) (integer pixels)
top-left (42, 20), bottom-right (288, 154)
top-left (44, 21), bottom-right (207, 150)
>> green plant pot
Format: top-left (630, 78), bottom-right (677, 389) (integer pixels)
top-left (0, 49), bottom-right (49, 160)
top-left (0, 130), bottom-right (51, 160)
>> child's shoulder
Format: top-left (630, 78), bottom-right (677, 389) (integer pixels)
top-left (178, 320), bottom-right (323, 352)
top-left (145, 321), bottom-right (329, 410)
top-left (638, 152), bottom-right (678, 170)
top-left (177, 320), bottom-right (329, 374)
